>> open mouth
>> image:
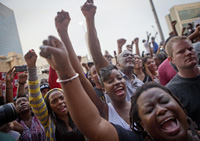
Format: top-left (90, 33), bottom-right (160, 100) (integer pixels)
top-left (160, 117), bottom-right (180, 135)
top-left (114, 87), bottom-right (125, 96)
top-left (58, 106), bottom-right (67, 112)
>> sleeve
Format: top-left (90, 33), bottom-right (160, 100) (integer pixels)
top-left (158, 66), bottom-right (168, 86)
top-left (112, 124), bottom-right (144, 141)
top-left (48, 66), bottom-right (61, 89)
top-left (28, 67), bottom-right (49, 129)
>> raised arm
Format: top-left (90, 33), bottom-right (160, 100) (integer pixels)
top-left (5, 67), bottom-right (16, 103)
top-left (133, 37), bottom-right (140, 56)
top-left (188, 26), bottom-right (200, 41)
top-left (117, 38), bottom-right (126, 55)
top-left (171, 20), bottom-right (178, 36)
top-left (181, 27), bottom-right (186, 36)
top-left (24, 50), bottom-right (49, 128)
top-left (81, 1), bottom-right (109, 73)
top-left (17, 72), bottom-right (27, 97)
top-left (146, 32), bottom-right (151, 42)
top-left (39, 35), bottom-right (118, 141)
top-left (55, 10), bottom-right (108, 118)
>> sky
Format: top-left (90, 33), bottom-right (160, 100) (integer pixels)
top-left (0, 0), bottom-right (199, 61)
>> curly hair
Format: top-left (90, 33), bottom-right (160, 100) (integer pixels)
top-left (129, 82), bottom-right (187, 140)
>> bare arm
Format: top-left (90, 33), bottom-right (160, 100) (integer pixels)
top-left (81, 2), bottom-right (109, 73)
top-left (17, 72), bottom-right (27, 97)
top-left (39, 35), bottom-right (119, 141)
top-left (188, 26), bottom-right (200, 41)
top-left (5, 67), bottom-right (16, 103)
top-left (55, 10), bottom-right (108, 118)
top-left (171, 20), bottom-right (178, 36)
top-left (117, 38), bottom-right (126, 55)
top-left (181, 27), bottom-right (186, 36)
top-left (146, 32), bottom-right (151, 42)
top-left (134, 37), bottom-right (140, 56)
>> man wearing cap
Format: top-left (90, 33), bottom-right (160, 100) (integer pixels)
top-left (40, 83), bottom-right (50, 97)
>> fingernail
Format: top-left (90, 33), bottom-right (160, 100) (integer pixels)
top-left (40, 45), bottom-right (48, 52)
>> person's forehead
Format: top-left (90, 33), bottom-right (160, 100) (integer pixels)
top-left (172, 39), bottom-right (192, 51)
top-left (49, 91), bottom-right (63, 99)
top-left (137, 88), bottom-right (170, 106)
top-left (16, 97), bottom-right (28, 102)
top-left (121, 50), bottom-right (133, 55)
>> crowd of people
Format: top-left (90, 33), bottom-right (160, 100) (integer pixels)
top-left (0, 0), bottom-right (200, 140)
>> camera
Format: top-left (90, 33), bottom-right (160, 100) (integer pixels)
top-left (0, 103), bottom-right (17, 126)
top-left (14, 65), bottom-right (27, 72)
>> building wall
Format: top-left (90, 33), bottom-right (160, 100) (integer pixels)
top-left (166, 2), bottom-right (200, 36)
top-left (0, 52), bottom-right (25, 72)
top-left (0, 3), bottom-right (23, 57)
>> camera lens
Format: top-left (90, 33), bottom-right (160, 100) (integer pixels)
top-left (0, 103), bottom-right (17, 126)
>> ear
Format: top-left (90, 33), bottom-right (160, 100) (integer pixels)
top-left (167, 56), bottom-right (174, 64)
top-left (102, 88), bottom-right (107, 94)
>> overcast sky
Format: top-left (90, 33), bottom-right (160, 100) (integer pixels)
top-left (0, 0), bottom-right (199, 60)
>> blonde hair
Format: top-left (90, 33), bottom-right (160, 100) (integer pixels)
top-left (165, 36), bottom-right (192, 57)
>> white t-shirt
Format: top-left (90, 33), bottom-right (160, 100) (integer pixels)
top-left (108, 103), bottom-right (131, 131)
top-left (144, 41), bottom-right (150, 53)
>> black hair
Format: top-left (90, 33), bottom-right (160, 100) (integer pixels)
top-left (99, 64), bottom-right (118, 87)
top-left (44, 89), bottom-right (85, 141)
top-left (154, 52), bottom-right (167, 63)
top-left (129, 82), bottom-right (187, 140)
top-left (15, 94), bottom-right (34, 122)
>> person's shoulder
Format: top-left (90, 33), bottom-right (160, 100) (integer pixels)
top-left (165, 74), bottom-right (179, 87)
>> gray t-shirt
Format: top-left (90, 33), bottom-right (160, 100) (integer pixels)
top-left (119, 71), bottom-right (144, 101)
top-left (166, 74), bottom-right (200, 130)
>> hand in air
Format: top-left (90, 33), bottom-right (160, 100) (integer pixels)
top-left (81, 0), bottom-right (96, 19)
top-left (55, 10), bottom-right (71, 31)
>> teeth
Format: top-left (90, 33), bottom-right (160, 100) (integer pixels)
top-left (160, 117), bottom-right (175, 125)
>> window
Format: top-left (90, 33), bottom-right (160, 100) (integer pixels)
top-left (178, 8), bottom-right (200, 20)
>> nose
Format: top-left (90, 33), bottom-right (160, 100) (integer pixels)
top-left (185, 49), bottom-right (192, 56)
top-left (57, 99), bottom-right (63, 105)
top-left (114, 78), bottom-right (121, 86)
top-left (156, 105), bottom-right (167, 116)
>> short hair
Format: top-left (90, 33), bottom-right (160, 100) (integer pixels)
top-left (165, 36), bottom-right (191, 57)
top-left (117, 50), bottom-right (133, 63)
top-left (99, 65), bottom-right (118, 87)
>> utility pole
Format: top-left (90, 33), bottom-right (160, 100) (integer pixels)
top-left (149, 0), bottom-right (165, 43)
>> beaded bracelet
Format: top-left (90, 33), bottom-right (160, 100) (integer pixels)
top-left (56, 73), bottom-right (79, 83)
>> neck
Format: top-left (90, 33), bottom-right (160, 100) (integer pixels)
top-left (134, 68), bottom-right (144, 75)
top-left (111, 98), bottom-right (128, 109)
top-left (20, 110), bottom-right (32, 121)
top-left (95, 83), bottom-right (102, 89)
top-left (150, 70), bottom-right (157, 76)
top-left (121, 67), bottom-right (134, 79)
top-left (178, 66), bottom-right (200, 78)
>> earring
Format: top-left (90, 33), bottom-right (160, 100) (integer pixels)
top-left (52, 111), bottom-right (56, 118)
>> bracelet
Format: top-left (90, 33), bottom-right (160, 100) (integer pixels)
top-left (56, 73), bottom-right (79, 83)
